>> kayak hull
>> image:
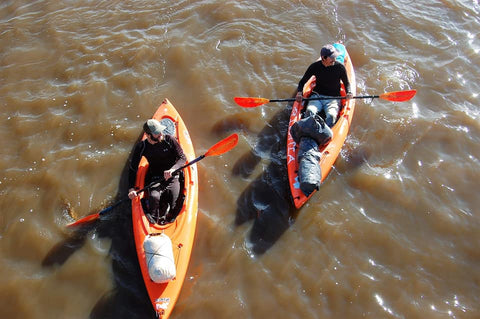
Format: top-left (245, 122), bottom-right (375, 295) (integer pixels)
top-left (287, 47), bottom-right (356, 209)
top-left (132, 98), bottom-right (198, 318)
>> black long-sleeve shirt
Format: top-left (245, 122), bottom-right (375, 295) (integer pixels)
top-left (128, 134), bottom-right (186, 188)
top-left (297, 60), bottom-right (351, 97)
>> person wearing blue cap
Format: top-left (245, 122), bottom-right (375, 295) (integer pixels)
top-left (128, 119), bottom-right (186, 224)
top-left (295, 44), bottom-right (353, 128)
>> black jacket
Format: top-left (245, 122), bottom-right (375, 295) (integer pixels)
top-left (297, 60), bottom-right (351, 97)
top-left (128, 134), bottom-right (186, 188)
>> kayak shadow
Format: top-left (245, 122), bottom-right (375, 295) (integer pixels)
top-left (42, 133), bottom-right (157, 319)
top-left (235, 159), bottom-right (297, 255)
top-left (216, 101), bottom-right (298, 255)
top-left (87, 135), bottom-right (157, 319)
top-left (87, 197), bottom-right (156, 319)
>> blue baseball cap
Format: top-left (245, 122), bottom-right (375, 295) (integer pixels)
top-left (320, 44), bottom-right (339, 59)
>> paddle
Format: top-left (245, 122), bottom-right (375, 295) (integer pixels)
top-left (234, 89), bottom-right (417, 108)
top-left (67, 133), bottom-right (239, 228)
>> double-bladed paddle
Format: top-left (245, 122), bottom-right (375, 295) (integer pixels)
top-left (234, 89), bottom-right (417, 108)
top-left (67, 133), bottom-right (239, 228)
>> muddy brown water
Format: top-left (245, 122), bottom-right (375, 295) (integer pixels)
top-left (1, 1), bottom-right (479, 318)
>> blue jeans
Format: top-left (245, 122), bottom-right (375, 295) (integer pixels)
top-left (305, 93), bottom-right (339, 128)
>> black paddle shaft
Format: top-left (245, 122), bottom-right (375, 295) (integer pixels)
top-left (269, 95), bottom-right (379, 103)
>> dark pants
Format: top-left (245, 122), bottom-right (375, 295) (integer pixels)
top-left (147, 177), bottom-right (181, 224)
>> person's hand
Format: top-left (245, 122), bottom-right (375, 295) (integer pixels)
top-left (346, 92), bottom-right (353, 100)
top-left (164, 169), bottom-right (174, 180)
top-left (295, 91), bottom-right (303, 103)
top-left (128, 188), bottom-right (137, 199)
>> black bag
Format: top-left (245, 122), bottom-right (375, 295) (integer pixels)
top-left (290, 114), bottom-right (332, 147)
top-left (298, 138), bottom-right (322, 197)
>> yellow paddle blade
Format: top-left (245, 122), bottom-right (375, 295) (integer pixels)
top-left (234, 97), bottom-right (270, 108)
top-left (205, 133), bottom-right (239, 157)
top-left (379, 90), bottom-right (417, 102)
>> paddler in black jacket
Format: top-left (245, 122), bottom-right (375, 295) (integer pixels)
top-left (128, 119), bottom-right (186, 224)
top-left (295, 44), bottom-right (353, 128)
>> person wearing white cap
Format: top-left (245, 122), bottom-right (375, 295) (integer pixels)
top-left (295, 44), bottom-right (353, 128)
top-left (127, 119), bottom-right (186, 224)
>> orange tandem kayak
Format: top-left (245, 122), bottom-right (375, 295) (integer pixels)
top-left (287, 45), bottom-right (356, 209)
top-left (132, 98), bottom-right (198, 318)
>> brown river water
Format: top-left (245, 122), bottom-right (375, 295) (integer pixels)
top-left (1, 1), bottom-right (479, 318)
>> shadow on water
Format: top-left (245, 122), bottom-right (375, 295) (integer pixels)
top-left (214, 100), bottom-right (298, 255)
top-left (41, 221), bottom-right (94, 268)
top-left (42, 133), bottom-right (157, 319)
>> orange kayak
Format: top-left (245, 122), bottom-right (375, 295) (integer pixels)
top-left (287, 46), bottom-right (356, 209)
top-left (132, 98), bottom-right (198, 318)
